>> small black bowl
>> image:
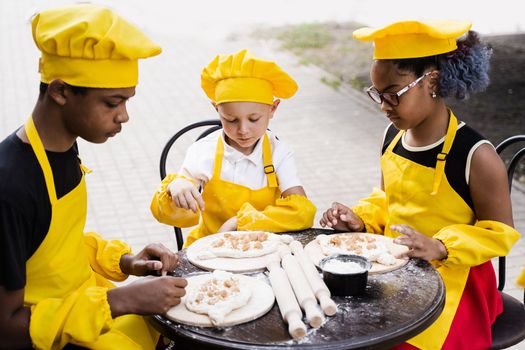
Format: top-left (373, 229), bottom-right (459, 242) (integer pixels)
top-left (319, 254), bottom-right (372, 296)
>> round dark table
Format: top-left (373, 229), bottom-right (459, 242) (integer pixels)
top-left (149, 228), bottom-right (445, 350)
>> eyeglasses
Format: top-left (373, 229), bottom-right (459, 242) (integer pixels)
top-left (366, 71), bottom-right (432, 106)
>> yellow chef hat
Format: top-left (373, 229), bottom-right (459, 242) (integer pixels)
top-left (201, 49), bottom-right (298, 105)
top-left (32, 4), bottom-right (162, 88)
top-left (353, 20), bottom-right (472, 59)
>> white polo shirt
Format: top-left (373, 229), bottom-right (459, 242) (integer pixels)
top-left (178, 130), bottom-right (302, 192)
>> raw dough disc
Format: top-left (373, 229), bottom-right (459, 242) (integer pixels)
top-left (304, 232), bottom-right (409, 274)
top-left (187, 232), bottom-right (286, 273)
top-left (166, 273), bottom-right (275, 327)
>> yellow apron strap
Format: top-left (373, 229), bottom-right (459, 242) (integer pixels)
top-left (213, 136), bottom-right (225, 178)
top-left (431, 113), bottom-right (458, 195)
top-left (262, 133), bottom-right (278, 188)
top-left (387, 130), bottom-right (404, 153)
top-left (24, 117), bottom-right (58, 205)
top-left (77, 156), bottom-right (92, 175)
top-left (214, 133), bottom-right (277, 188)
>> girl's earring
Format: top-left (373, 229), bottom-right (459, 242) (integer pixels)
top-left (431, 91), bottom-right (437, 99)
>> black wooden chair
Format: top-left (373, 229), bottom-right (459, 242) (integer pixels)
top-left (491, 135), bottom-right (525, 349)
top-left (159, 119), bottom-right (222, 251)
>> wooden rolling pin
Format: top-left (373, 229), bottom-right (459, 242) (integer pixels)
top-left (266, 255), bottom-right (307, 340)
top-left (279, 247), bottom-right (325, 328)
top-left (290, 240), bottom-right (337, 316)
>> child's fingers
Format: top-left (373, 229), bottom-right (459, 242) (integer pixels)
top-left (391, 224), bottom-right (416, 236)
top-left (172, 195), bottom-right (181, 208)
top-left (325, 209), bottom-right (339, 226)
top-left (331, 202), bottom-right (348, 216)
top-left (177, 193), bottom-right (190, 210)
top-left (395, 249), bottom-right (413, 259)
top-left (191, 188), bottom-right (205, 211)
top-left (321, 211), bottom-right (334, 227)
top-left (135, 260), bottom-right (162, 273)
top-left (393, 235), bottom-right (414, 247)
top-left (331, 202), bottom-right (340, 216)
top-left (183, 191), bottom-right (197, 212)
top-left (340, 214), bottom-right (360, 231)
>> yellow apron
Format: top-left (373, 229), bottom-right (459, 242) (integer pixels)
top-left (184, 133), bottom-right (280, 247)
top-left (381, 113), bottom-right (473, 349)
top-left (24, 117), bottom-right (158, 349)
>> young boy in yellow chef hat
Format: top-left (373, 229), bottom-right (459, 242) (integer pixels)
top-left (0, 4), bottom-right (187, 349)
top-left (151, 49), bottom-right (316, 247)
top-left (319, 20), bottom-right (520, 349)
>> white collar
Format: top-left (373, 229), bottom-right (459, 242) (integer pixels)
top-left (401, 122), bottom-right (465, 152)
top-left (221, 132), bottom-right (264, 165)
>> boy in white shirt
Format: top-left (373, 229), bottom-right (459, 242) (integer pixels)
top-left (151, 49), bottom-right (316, 247)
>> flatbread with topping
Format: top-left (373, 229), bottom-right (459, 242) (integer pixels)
top-left (166, 271), bottom-right (275, 327)
top-left (187, 231), bottom-right (293, 272)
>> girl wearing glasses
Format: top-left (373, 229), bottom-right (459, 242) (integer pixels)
top-left (320, 20), bottom-right (520, 349)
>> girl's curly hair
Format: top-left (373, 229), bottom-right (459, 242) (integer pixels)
top-left (389, 31), bottom-right (492, 100)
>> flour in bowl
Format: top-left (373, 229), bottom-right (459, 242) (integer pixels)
top-left (323, 259), bottom-right (366, 274)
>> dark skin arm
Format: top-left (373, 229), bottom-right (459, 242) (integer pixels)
top-left (393, 143), bottom-right (513, 260)
top-left (0, 287), bottom-right (31, 349)
top-left (108, 243), bottom-right (188, 317)
top-left (0, 243), bottom-right (188, 347)
top-left (320, 145), bottom-right (513, 262)
top-left (468, 143), bottom-right (513, 226)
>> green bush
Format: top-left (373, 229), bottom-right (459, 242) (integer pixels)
top-left (277, 23), bottom-right (334, 49)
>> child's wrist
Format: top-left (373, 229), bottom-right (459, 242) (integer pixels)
top-left (434, 239), bottom-right (448, 260)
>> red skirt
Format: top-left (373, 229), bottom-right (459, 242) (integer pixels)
top-left (390, 261), bottom-right (501, 350)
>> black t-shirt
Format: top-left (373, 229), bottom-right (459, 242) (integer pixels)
top-left (382, 122), bottom-right (486, 210)
top-left (0, 130), bottom-right (81, 290)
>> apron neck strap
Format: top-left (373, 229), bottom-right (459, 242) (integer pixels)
top-left (386, 129), bottom-right (404, 153)
top-left (213, 136), bottom-right (225, 177)
top-left (431, 112), bottom-right (458, 195)
top-left (213, 133), bottom-right (278, 188)
top-left (262, 133), bottom-right (278, 188)
top-left (24, 116), bottom-right (57, 204)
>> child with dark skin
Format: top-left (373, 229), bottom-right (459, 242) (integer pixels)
top-left (0, 4), bottom-right (186, 349)
top-left (320, 20), bottom-right (520, 349)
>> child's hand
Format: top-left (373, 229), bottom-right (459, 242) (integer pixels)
top-left (217, 216), bottom-right (238, 232)
top-left (319, 202), bottom-right (365, 232)
top-left (167, 178), bottom-right (204, 213)
top-left (120, 243), bottom-right (179, 277)
top-left (107, 275), bottom-right (187, 317)
top-left (391, 224), bottom-right (448, 261)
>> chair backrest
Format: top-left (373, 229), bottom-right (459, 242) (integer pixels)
top-left (494, 135), bottom-right (525, 299)
top-left (159, 119), bottom-right (222, 250)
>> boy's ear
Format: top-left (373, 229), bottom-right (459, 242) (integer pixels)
top-left (47, 79), bottom-right (68, 106)
top-left (269, 99), bottom-right (281, 116)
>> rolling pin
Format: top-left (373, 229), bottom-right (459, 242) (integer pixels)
top-left (266, 255), bottom-right (307, 340)
top-left (279, 246), bottom-right (325, 328)
top-left (290, 240), bottom-right (337, 316)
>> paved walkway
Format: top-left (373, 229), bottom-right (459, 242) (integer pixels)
top-left (1, 1), bottom-right (524, 342)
